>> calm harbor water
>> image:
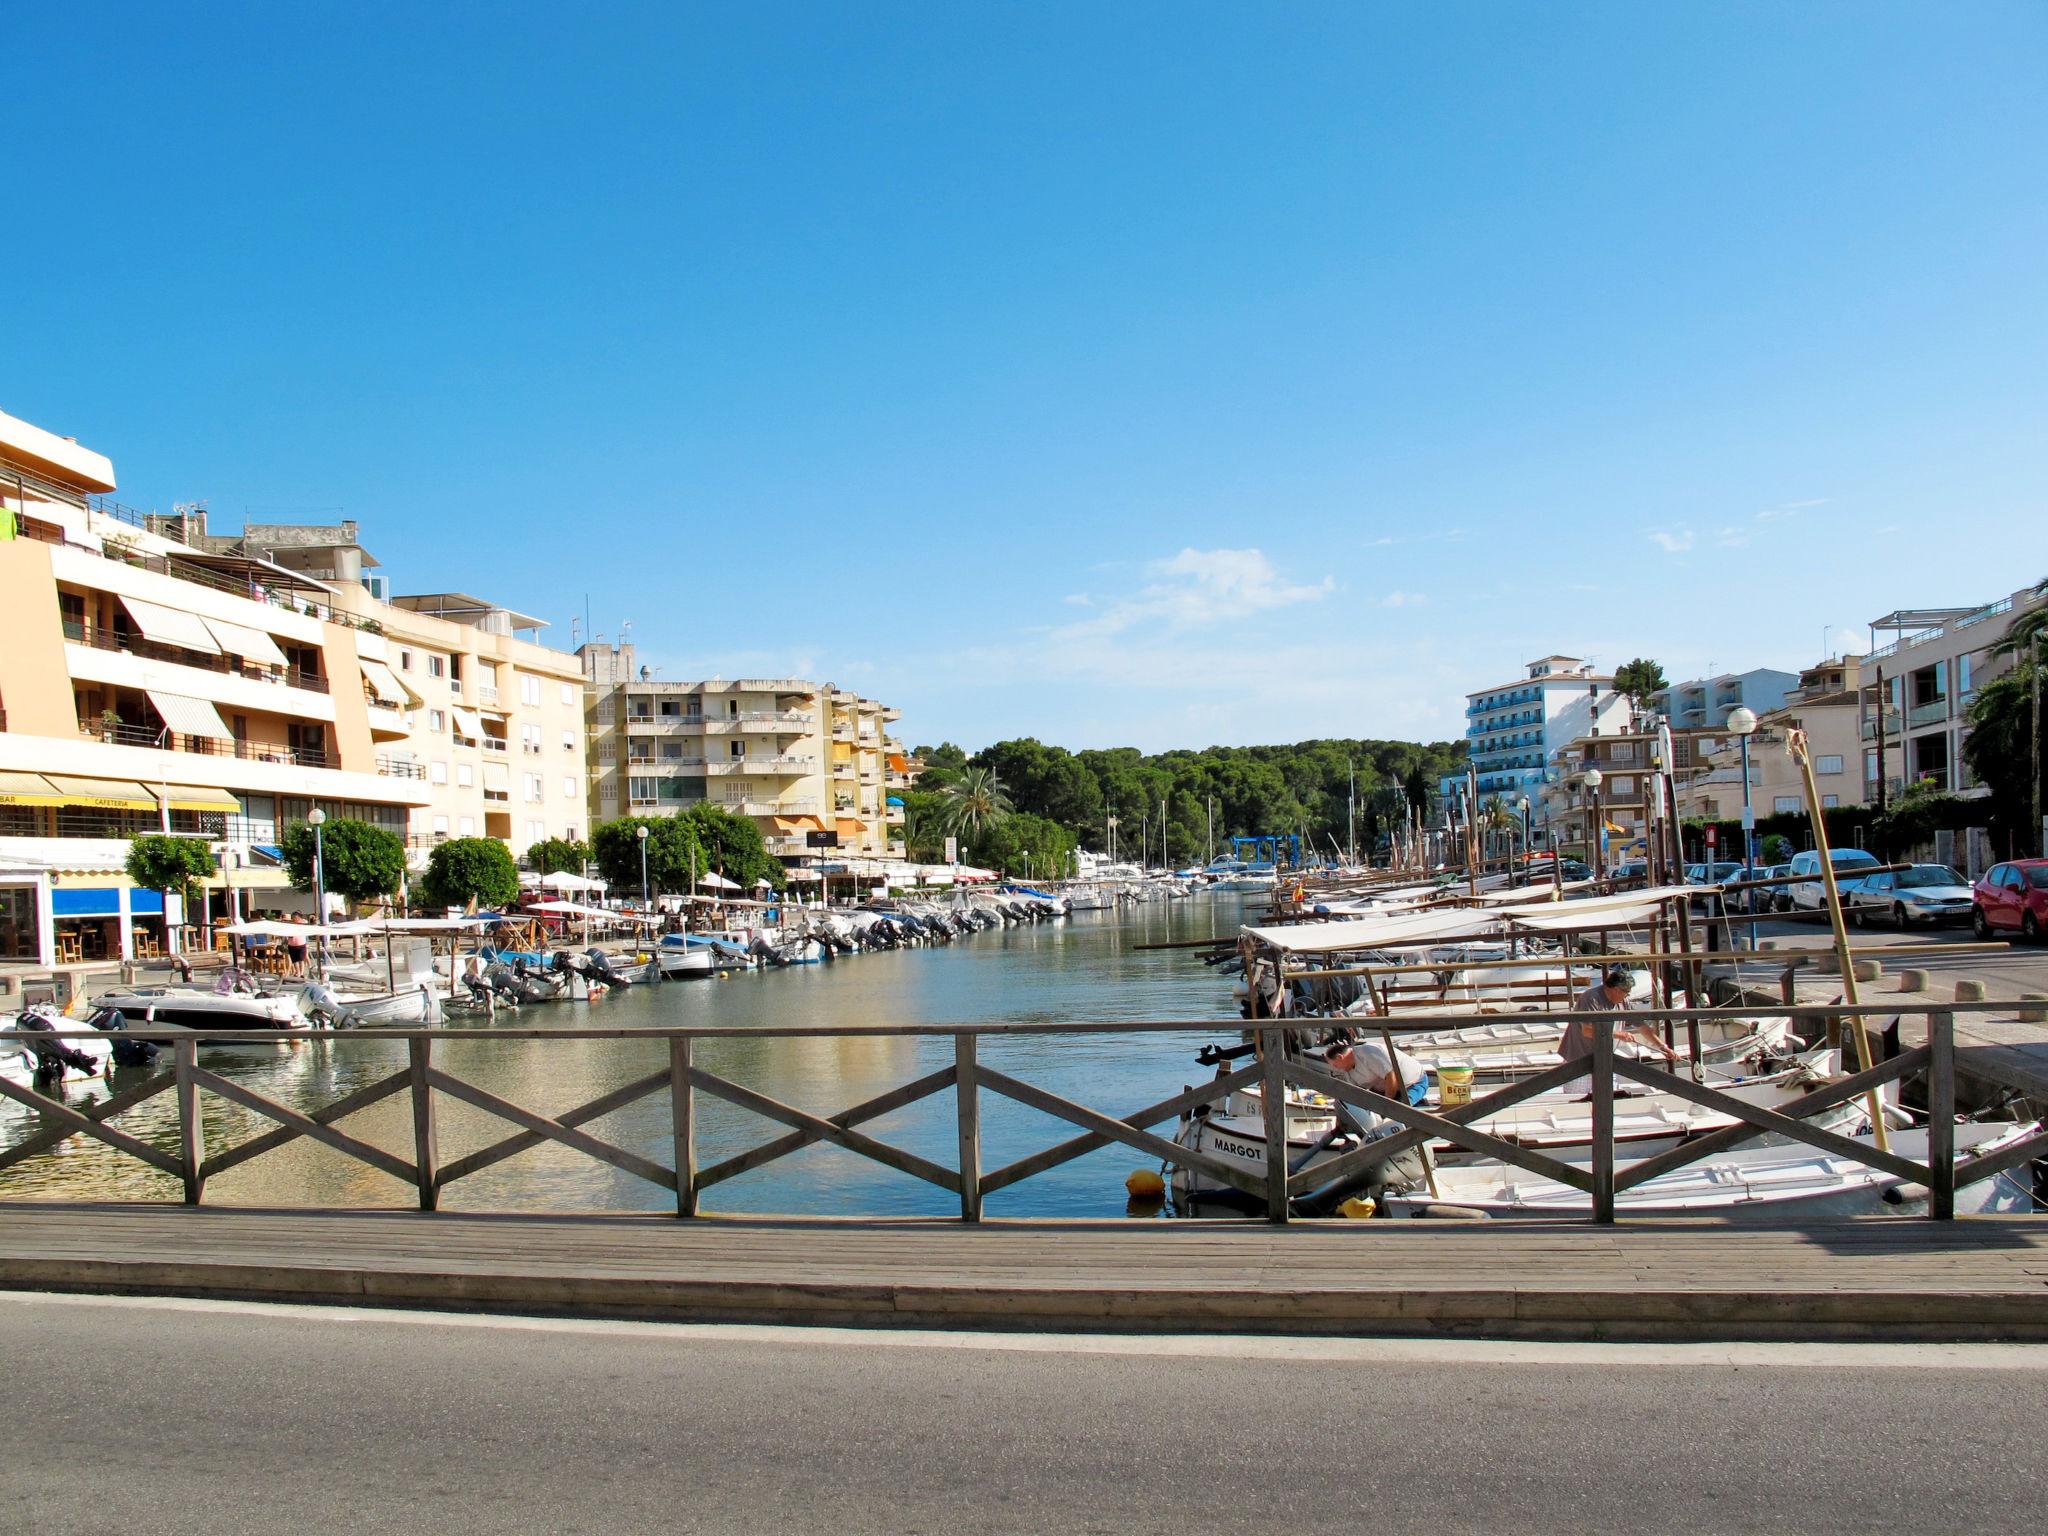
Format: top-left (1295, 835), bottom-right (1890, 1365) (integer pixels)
top-left (4, 894), bottom-right (1250, 1218)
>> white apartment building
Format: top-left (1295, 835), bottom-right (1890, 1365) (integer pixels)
top-left (1442, 655), bottom-right (1632, 806)
top-left (1861, 588), bottom-right (2047, 799)
top-left (581, 642), bottom-right (907, 865)
top-left (1653, 667), bottom-right (1799, 731)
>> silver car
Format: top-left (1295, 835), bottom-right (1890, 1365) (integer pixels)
top-left (1848, 864), bottom-right (1974, 928)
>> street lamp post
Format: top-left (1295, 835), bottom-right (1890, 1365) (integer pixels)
top-left (636, 824), bottom-right (651, 912)
top-left (1728, 706), bottom-right (1760, 950)
top-left (1583, 768), bottom-right (1604, 880)
top-left (1517, 796), bottom-right (1531, 884)
top-left (307, 808), bottom-right (327, 973)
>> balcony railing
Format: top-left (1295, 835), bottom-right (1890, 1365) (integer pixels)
top-left (1907, 699), bottom-right (1950, 729)
top-left (481, 737), bottom-right (508, 753)
top-left (702, 711), bottom-right (814, 730)
top-left (82, 720), bottom-right (330, 769)
top-left (375, 757), bottom-right (427, 780)
top-left (63, 620), bottom-right (329, 693)
top-left (478, 685), bottom-right (501, 707)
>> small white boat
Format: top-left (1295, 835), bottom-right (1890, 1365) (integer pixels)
top-left (1382, 1122), bottom-right (2038, 1220)
top-left (93, 984), bottom-right (306, 1035)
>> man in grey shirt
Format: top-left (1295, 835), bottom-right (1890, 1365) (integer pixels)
top-left (1560, 968), bottom-right (1680, 1094)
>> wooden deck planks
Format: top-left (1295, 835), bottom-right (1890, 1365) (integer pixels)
top-left (1, 1204), bottom-right (2046, 1337)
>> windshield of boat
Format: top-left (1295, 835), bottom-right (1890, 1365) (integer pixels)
top-left (1897, 866), bottom-right (1964, 889)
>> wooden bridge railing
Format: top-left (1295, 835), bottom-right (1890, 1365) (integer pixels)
top-left (1, 1003), bottom-right (2043, 1223)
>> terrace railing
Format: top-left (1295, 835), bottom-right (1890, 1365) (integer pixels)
top-left (2, 1003), bottom-right (2043, 1223)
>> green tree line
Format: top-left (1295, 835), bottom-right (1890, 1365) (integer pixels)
top-left (903, 736), bottom-right (1466, 868)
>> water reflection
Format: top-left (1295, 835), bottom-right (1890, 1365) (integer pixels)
top-left (2, 894), bottom-right (1245, 1217)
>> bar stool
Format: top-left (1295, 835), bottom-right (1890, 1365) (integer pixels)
top-left (57, 930), bottom-right (83, 964)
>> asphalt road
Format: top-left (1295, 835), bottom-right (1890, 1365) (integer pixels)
top-left (1711, 911), bottom-right (2048, 1004)
top-left (6, 1293), bottom-right (2048, 1535)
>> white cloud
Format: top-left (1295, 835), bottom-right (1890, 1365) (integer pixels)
top-left (1059, 547), bottom-right (1333, 639)
top-left (1757, 497), bottom-right (1829, 522)
top-left (1715, 526), bottom-right (1750, 548)
top-left (1062, 593), bottom-right (1093, 607)
top-left (1365, 535), bottom-right (1400, 547)
top-left (1382, 590), bottom-right (1428, 608)
top-left (1649, 528), bottom-right (1696, 554)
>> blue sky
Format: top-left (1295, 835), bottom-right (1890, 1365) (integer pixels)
top-left (10, 4), bottom-right (2046, 752)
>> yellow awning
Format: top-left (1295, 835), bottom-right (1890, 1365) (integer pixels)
top-left (831, 743), bottom-right (856, 762)
top-left (156, 784), bottom-right (241, 813)
top-left (43, 776), bottom-right (159, 810)
top-left (835, 816), bottom-right (865, 838)
top-left (771, 814), bottom-right (828, 833)
top-left (0, 771), bottom-right (67, 806)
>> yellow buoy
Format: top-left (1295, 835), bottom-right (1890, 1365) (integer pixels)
top-left (1125, 1168), bottom-right (1165, 1199)
top-left (1337, 1196), bottom-right (1377, 1220)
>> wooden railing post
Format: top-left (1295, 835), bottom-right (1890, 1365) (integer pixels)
top-left (1927, 1009), bottom-right (1955, 1221)
top-left (1590, 1017), bottom-right (1615, 1224)
top-left (408, 1036), bottom-right (438, 1211)
top-left (670, 1036), bottom-right (697, 1217)
top-left (1259, 1028), bottom-right (1289, 1223)
top-left (175, 1036), bottom-right (203, 1205)
top-left (954, 1033), bottom-right (982, 1223)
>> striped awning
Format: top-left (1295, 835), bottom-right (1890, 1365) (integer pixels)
top-left (201, 616), bottom-right (288, 667)
top-left (119, 595), bottom-right (221, 654)
top-left (42, 777), bottom-right (158, 810)
top-left (482, 761), bottom-right (510, 791)
top-left (155, 784), bottom-right (241, 813)
top-left (359, 658), bottom-right (413, 707)
top-left (147, 689), bottom-right (234, 741)
top-left (450, 705), bottom-right (483, 737)
top-left (0, 771), bottom-right (66, 806)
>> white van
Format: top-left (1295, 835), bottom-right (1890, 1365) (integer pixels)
top-left (1788, 847), bottom-right (1881, 911)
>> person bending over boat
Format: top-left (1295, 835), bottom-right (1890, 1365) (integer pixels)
top-left (1321, 1037), bottom-right (1429, 1106)
top-left (1561, 968), bottom-right (1679, 1095)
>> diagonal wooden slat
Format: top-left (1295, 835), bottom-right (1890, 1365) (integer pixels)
top-left (1614, 1049), bottom-right (1926, 1190)
top-left (0, 1068), bottom-right (178, 1173)
top-left (191, 1068), bottom-right (418, 1187)
top-left (426, 1069), bottom-right (677, 1192)
top-left (0, 1074), bottom-right (184, 1177)
top-left (980, 1061), bottom-right (1266, 1196)
top-left (689, 1067), bottom-right (962, 1195)
top-left (974, 1067), bottom-right (1268, 1202)
top-left (1282, 1059), bottom-right (1598, 1195)
top-left (1611, 1058), bottom-right (1930, 1188)
top-left (695, 1067), bottom-right (956, 1191)
top-left (1953, 1127), bottom-right (2048, 1192)
top-left (1285, 1058), bottom-right (1586, 1195)
top-left (435, 1069), bottom-right (671, 1189)
top-left (200, 1069), bottom-right (412, 1179)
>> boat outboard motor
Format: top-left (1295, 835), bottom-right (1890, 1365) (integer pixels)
top-left (462, 970), bottom-right (509, 1010)
top-left (583, 948), bottom-right (629, 985)
top-left (16, 1007), bottom-right (100, 1079)
top-left (88, 1005), bottom-right (158, 1068)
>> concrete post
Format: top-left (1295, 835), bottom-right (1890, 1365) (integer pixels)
top-left (1898, 968), bottom-right (1929, 994)
top-left (1954, 980), bottom-right (1987, 1003)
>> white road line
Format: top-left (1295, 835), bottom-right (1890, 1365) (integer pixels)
top-left (5, 1290), bottom-right (2047, 1369)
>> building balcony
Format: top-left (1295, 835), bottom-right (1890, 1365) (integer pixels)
top-left (82, 720), bottom-right (330, 769)
top-left (375, 756), bottom-right (426, 780)
top-left (477, 684), bottom-right (500, 707)
top-left (63, 619), bottom-right (328, 693)
top-left (707, 754), bottom-right (814, 775)
top-left (1907, 699), bottom-right (1950, 729)
top-left (735, 798), bottom-right (823, 816)
top-left (699, 711), bottom-right (813, 731)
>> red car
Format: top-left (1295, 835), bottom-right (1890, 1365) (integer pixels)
top-left (1972, 859), bottom-right (2048, 941)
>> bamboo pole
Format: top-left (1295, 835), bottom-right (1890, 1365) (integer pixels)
top-left (1787, 727), bottom-right (1889, 1153)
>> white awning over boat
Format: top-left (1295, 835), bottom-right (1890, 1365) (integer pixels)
top-left (450, 705), bottom-right (483, 737)
top-left (201, 616), bottom-right (288, 666)
top-left (1507, 885), bottom-right (1694, 934)
top-left (120, 595), bottom-right (221, 654)
top-left (1247, 907), bottom-right (1506, 955)
top-left (146, 689), bottom-right (233, 741)
top-left (359, 659), bottom-right (412, 707)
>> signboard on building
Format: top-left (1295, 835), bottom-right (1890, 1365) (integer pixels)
top-left (806, 830), bottom-right (839, 848)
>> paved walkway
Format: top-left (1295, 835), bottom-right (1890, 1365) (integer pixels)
top-left (5, 1202), bottom-right (2047, 1340)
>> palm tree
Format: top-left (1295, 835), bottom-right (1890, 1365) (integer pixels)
top-left (940, 767), bottom-right (1011, 840)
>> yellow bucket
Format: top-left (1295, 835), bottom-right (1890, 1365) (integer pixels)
top-left (1438, 1066), bottom-right (1474, 1107)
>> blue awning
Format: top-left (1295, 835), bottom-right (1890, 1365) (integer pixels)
top-left (52, 887), bottom-right (163, 918)
top-left (251, 844), bottom-right (285, 865)
top-left (886, 796), bottom-right (904, 807)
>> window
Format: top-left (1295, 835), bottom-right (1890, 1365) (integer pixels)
top-left (560, 682), bottom-right (575, 705)
top-left (428, 709), bottom-right (445, 733)
top-left (523, 773), bottom-right (544, 803)
top-left (399, 649), bottom-right (413, 671)
top-left (562, 776), bottom-right (579, 798)
top-left (428, 655), bottom-right (445, 678)
top-left (1822, 794), bottom-right (1839, 808)
top-left (1773, 796), bottom-right (1800, 814)
top-left (561, 729), bottom-right (576, 751)
top-left (1608, 775), bottom-right (1633, 795)
top-left (521, 675), bottom-right (542, 707)
top-left (1816, 755), bottom-right (1844, 775)
top-left (522, 723), bottom-right (543, 754)
top-left (430, 760), bottom-right (448, 785)
top-left (432, 814), bottom-right (449, 836)
top-left (458, 816), bottom-right (475, 836)
top-left (730, 740), bottom-right (746, 759)
top-left (564, 824), bottom-right (579, 842)
top-left (457, 763), bottom-right (474, 788)
top-left (629, 776), bottom-right (660, 803)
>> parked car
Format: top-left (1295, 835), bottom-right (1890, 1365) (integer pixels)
top-left (1788, 848), bottom-right (1882, 911)
top-left (1972, 859), bottom-right (2048, 941)
top-left (1755, 863), bottom-right (1794, 913)
top-left (1610, 859), bottom-right (1648, 884)
top-left (1848, 865), bottom-right (1973, 928)
top-left (1681, 860), bottom-right (1745, 914)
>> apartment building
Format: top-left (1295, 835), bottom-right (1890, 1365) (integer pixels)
top-left (0, 409), bottom-right (431, 967)
top-left (1860, 588), bottom-right (2047, 799)
top-left (581, 641), bottom-right (908, 865)
top-left (1652, 667), bottom-right (1799, 731)
top-left (1442, 655), bottom-right (1632, 805)
top-left (170, 514), bottom-right (591, 854)
top-left (1539, 726), bottom-right (1721, 864)
top-left (1676, 655), bottom-right (1867, 823)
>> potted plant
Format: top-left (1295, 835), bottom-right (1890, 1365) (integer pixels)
top-left (99, 708), bottom-right (120, 743)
